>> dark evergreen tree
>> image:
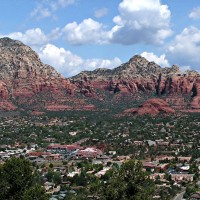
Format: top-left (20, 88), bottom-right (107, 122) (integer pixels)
top-left (90, 160), bottom-right (155, 200)
top-left (0, 157), bottom-right (49, 200)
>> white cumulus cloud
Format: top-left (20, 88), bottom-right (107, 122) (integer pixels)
top-left (141, 52), bottom-right (170, 67)
top-left (0, 28), bottom-right (65, 48)
top-left (110, 0), bottom-right (172, 45)
top-left (62, 0), bottom-right (172, 46)
top-left (39, 44), bottom-right (122, 77)
top-left (167, 26), bottom-right (200, 70)
top-left (1, 28), bottom-right (48, 47)
top-left (62, 18), bottom-right (110, 45)
top-left (83, 57), bottom-right (122, 71)
top-left (189, 7), bottom-right (200, 19)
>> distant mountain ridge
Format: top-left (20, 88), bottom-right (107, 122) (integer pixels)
top-left (71, 55), bottom-right (184, 80)
top-left (0, 37), bottom-right (62, 80)
top-left (0, 37), bottom-right (200, 115)
top-left (0, 37), bottom-right (76, 112)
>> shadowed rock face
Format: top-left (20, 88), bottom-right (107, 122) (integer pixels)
top-left (0, 37), bottom-right (200, 113)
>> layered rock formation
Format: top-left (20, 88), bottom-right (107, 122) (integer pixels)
top-left (122, 98), bottom-right (175, 116)
top-left (72, 55), bottom-right (200, 111)
top-left (0, 37), bottom-right (92, 111)
top-left (0, 37), bottom-right (71, 98)
top-left (0, 37), bottom-right (200, 114)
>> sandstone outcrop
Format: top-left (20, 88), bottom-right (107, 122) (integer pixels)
top-left (0, 101), bottom-right (17, 111)
top-left (71, 55), bottom-right (184, 96)
top-left (0, 37), bottom-right (92, 111)
top-left (122, 98), bottom-right (175, 116)
top-left (0, 37), bottom-right (200, 113)
top-left (72, 55), bottom-right (200, 111)
top-left (0, 81), bottom-right (9, 100)
top-left (191, 81), bottom-right (200, 109)
top-left (30, 111), bottom-right (45, 116)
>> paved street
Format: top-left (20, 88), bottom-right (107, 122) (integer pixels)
top-left (173, 190), bottom-right (185, 200)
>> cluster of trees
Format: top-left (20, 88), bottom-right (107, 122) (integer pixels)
top-left (0, 157), bottom-right (49, 200)
top-left (70, 160), bottom-right (155, 200)
top-left (45, 169), bottom-right (62, 185)
top-left (0, 158), bottom-right (155, 200)
top-left (2, 112), bottom-right (200, 161)
top-left (184, 183), bottom-right (199, 199)
top-left (98, 160), bottom-right (155, 200)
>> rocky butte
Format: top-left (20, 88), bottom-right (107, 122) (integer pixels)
top-left (0, 37), bottom-right (200, 115)
top-left (0, 37), bottom-right (90, 112)
top-left (71, 54), bottom-right (200, 114)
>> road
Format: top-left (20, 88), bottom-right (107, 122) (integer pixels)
top-left (173, 190), bottom-right (186, 200)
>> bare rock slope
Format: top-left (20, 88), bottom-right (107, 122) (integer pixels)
top-left (0, 37), bottom-right (200, 114)
top-left (0, 38), bottom-right (91, 111)
top-left (72, 55), bottom-right (200, 112)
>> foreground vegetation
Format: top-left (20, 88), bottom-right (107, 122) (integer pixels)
top-left (0, 157), bottom-right (49, 200)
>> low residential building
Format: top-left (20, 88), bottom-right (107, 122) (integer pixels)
top-left (190, 193), bottom-right (200, 200)
top-left (171, 174), bottom-right (194, 182)
top-left (150, 173), bottom-right (166, 180)
top-left (46, 154), bottom-right (61, 161)
top-left (76, 147), bottom-right (100, 159)
top-left (47, 144), bottom-right (81, 155)
top-left (95, 167), bottom-right (111, 177)
top-left (178, 156), bottom-right (192, 162)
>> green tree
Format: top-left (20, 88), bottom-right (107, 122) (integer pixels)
top-left (0, 157), bottom-right (48, 200)
top-left (53, 172), bottom-right (62, 185)
top-left (49, 163), bottom-right (54, 168)
top-left (99, 160), bottom-right (155, 200)
top-left (45, 169), bottom-right (54, 182)
top-left (21, 185), bottom-right (49, 200)
top-left (0, 157), bottom-right (33, 199)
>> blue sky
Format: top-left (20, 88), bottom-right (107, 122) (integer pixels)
top-left (1, 0), bottom-right (200, 77)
